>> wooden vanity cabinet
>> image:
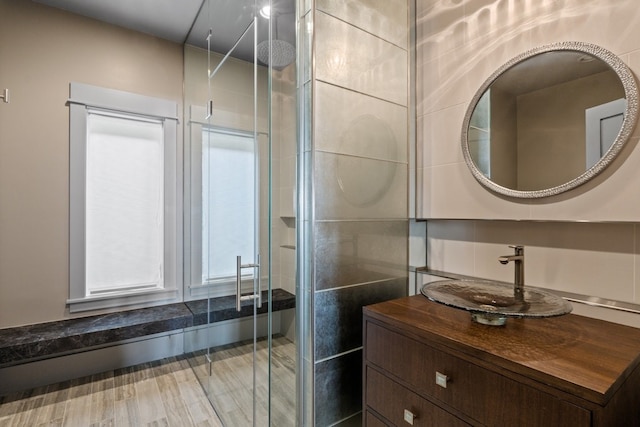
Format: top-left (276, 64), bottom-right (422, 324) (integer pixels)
top-left (363, 296), bottom-right (640, 426)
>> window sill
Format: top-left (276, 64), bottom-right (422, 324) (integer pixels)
top-left (67, 288), bottom-right (179, 313)
top-left (188, 277), bottom-right (262, 299)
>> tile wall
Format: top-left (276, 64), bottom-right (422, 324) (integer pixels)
top-left (298, 0), bottom-right (410, 425)
top-left (417, 0), bottom-right (640, 328)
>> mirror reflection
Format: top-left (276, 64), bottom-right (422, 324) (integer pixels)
top-left (465, 47), bottom-right (630, 194)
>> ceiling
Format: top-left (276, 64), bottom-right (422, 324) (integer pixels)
top-left (493, 51), bottom-right (613, 96)
top-left (32, 0), bottom-right (296, 63)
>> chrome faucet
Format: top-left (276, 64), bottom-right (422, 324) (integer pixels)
top-left (499, 245), bottom-right (524, 301)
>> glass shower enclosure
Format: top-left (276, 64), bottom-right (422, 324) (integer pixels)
top-left (182, 1), bottom-right (297, 425)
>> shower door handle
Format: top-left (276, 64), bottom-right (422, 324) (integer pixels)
top-left (236, 254), bottom-right (261, 311)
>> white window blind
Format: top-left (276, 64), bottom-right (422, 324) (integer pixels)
top-left (85, 112), bottom-right (165, 295)
top-left (68, 82), bottom-right (179, 312)
top-left (202, 129), bottom-right (256, 282)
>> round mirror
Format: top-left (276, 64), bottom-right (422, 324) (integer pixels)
top-left (461, 42), bottom-right (638, 198)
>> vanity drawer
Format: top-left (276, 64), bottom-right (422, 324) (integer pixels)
top-left (365, 322), bottom-right (591, 426)
top-left (365, 410), bottom-right (390, 427)
top-left (366, 366), bottom-right (469, 426)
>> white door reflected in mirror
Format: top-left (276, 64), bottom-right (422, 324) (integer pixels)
top-left (585, 98), bottom-right (626, 169)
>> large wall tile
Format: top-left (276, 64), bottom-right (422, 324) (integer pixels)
top-left (428, 163), bottom-right (531, 219)
top-left (316, 81), bottom-right (408, 162)
top-left (462, 0), bottom-right (545, 49)
top-left (417, 0), bottom-right (640, 326)
top-left (318, 0), bottom-right (408, 48)
top-left (416, 0), bottom-right (465, 62)
top-left (417, 109), bottom-right (428, 167)
top-left (307, 2), bottom-right (409, 425)
top-left (572, 303), bottom-right (640, 329)
top-left (472, 222), bottom-right (635, 302)
top-left (528, 137), bottom-right (640, 221)
top-left (418, 0), bottom-right (640, 223)
top-left (423, 103), bottom-right (466, 167)
top-left (314, 350), bottom-right (363, 427)
top-left (315, 278), bottom-right (406, 360)
top-left (528, 0), bottom-right (640, 56)
top-left (427, 220), bottom-right (475, 276)
top-left (418, 165), bottom-right (430, 218)
top-left (417, 52), bottom-right (473, 116)
top-left (301, 288), bottom-right (313, 361)
top-left (427, 220), bottom-right (637, 305)
top-left (418, 32), bottom-right (530, 116)
top-left (418, 108), bottom-right (431, 168)
top-left (316, 11), bottom-right (408, 106)
top-left (409, 220), bottom-right (427, 269)
top-left (315, 221), bottom-right (408, 291)
top-left (315, 152), bottom-right (407, 220)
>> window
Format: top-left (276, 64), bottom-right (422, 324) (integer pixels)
top-left (202, 128), bottom-right (256, 283)
top-left (68, 82), bottom-right (180, 312)
top-left (184, 112), bottom-right (262, 298)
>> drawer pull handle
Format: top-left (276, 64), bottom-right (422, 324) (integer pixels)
top-left (403, 409), bottom-right (418, 425)
top-left (435, 371), bottom-right (450, 388)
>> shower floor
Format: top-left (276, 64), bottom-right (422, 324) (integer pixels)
top-left (0, 336), bottom-right (296, 426)
top-left (188, 335), bottom-right (296, 427)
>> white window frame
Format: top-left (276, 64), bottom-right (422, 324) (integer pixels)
top-left (68, 82), bottom-right (181, 312)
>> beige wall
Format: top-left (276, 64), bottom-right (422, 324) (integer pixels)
top-left (417, 0), bottom-right (640, 327)
top-left (516, 70), bottom-right (623, 190)
top-left (0, 0), bottom-right (183, 328)
top-left (184, 45), bottom-right (269, 133)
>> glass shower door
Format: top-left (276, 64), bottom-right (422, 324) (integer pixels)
top-left (184, 0), bottom-right (298, 425)
top-left (203, 12), bottom-right (272, 427)
top-left (183, 2), bottom-right (274, 425)
top-left (202, 125), bottom-right (270, 427)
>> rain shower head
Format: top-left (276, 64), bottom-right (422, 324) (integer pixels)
top-left (257, 39), bottom-right (295, 68)
top-left (257, 7), bottom-right (295, 69)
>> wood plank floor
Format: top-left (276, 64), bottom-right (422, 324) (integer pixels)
top-left (189, 335), bottom-right (296, 427)
top-left (0, 336), bottom-right (296, 427)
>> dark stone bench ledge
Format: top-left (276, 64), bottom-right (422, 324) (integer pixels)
top-left (0, 288), bottom-right (295, 366)
top-left (185, 288), bottom-right (296, 326)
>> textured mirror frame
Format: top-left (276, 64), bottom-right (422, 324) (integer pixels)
top-left (461, 41), bottom-right (639, 198)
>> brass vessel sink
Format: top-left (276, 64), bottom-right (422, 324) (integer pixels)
top-left (421, 279), bottom-right (573, 326)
